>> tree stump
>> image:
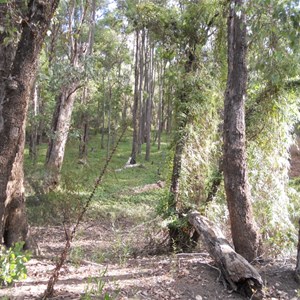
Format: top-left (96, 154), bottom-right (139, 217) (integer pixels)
top-left (188, 211), bottom-right (263, 298)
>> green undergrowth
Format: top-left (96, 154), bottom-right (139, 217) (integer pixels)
top-left (288, 178), bottom-right (300, 225)
top-left (24, 131), bottom-right (169, 226)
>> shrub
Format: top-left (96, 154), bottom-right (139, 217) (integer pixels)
top-left (0, 242), bottom-right (31, 286)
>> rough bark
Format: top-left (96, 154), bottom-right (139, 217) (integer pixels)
top-left (188, 211), bottom-right (263, 298)
top-left (223, 0), bottom-right (261, 261)
top-left (0, 0), bottom-right (59, 247)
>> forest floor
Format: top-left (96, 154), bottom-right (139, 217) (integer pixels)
top-left (0, 216), bottom-right (299, 300)
top-left (1, 137), bottom-right (300, 300)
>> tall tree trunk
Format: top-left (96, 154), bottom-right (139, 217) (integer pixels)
top-left (130, 29), bottom-right (140, 164)
top-left (37, 94), bottom-right (47, 144)
top-left (78, 87), bottom-right (89, 161)
top-left (101, 99), bottom-right (106, 149)
top-left (168, 50), bottom-right (195, 251)
top-left (78, 0), bottom-right (96, 160)
top-left (122, 96), bottom-right (128, 125)
top-left (166, 80), bottom-right (172, 134)
top-left (145, 45), bottom-right (154, 161)
top-left (138, 29), bottom-right (145, 155)
top-left (28, 82), bottom-right (39, 162)
top-left (100, 74), bottom-right (106, 149)
top-left (44, 0), bottom-right (87, 191)
top-left (169, 50), bottom-right (194, 211)
top-left (45, 82), bottom-right (80, 191)
top-left (107, 81), bottom-right (112, 157)
top-left (223, 0), bottom-right (261, 262)
top-left (157, 60), bottom-right (165, 151)
top-left (0, 0), bottom-right (59, 247)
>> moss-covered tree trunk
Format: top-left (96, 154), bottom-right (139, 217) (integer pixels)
top-left (0, 0), bottom-right (59, 247)
top-left (223, 0), bottom-right (261, 262)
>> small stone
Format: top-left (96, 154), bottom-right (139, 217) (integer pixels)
top-left (195, 296), bottom-right (202, 300)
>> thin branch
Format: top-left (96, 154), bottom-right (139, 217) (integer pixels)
top-left (42, 125), bottom-right (127, 299)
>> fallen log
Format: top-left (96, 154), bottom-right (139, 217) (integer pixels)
top-left (188, 211), bottom-right (263, 298)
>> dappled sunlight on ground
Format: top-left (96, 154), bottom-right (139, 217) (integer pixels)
top-left (0, 218), bottom-right (299, 299)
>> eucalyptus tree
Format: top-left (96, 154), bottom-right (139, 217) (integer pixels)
top-left (119, 0), bottom-right (170, 164)
top-left (211, 0), bottom-right (300, 260)
top-left (44, 0), bottom-right (96, 191)
top-left (88, 12), bottom-right (131, 155)
top-left (0, 0), bottom-right (59, 247)
top-left (223, 0), bottom-right (261, 261)
top-left (78, 0), bottom-right (97, 161)
top-left (121, 0), bottom-right (225, 248)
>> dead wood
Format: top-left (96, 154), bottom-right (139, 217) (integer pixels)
top-left (188, 211), bottom-right (263, 299)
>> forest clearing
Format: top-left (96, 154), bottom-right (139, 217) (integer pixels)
top-left (1, 0), bottom-right (300, 299)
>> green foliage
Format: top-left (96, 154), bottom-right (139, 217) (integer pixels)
top-left (0, 242), bottom-right (31, 286)
top-left (245, 87), bottom-right (300, 255)
top-left (25, 132), bottom-right (168, 225)
top-left (81, 268), bottom-right (115, 300)
top-left (26, 183), bottom-right (86, 226)
top-left (23, 0), bottom-right (300, 259)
